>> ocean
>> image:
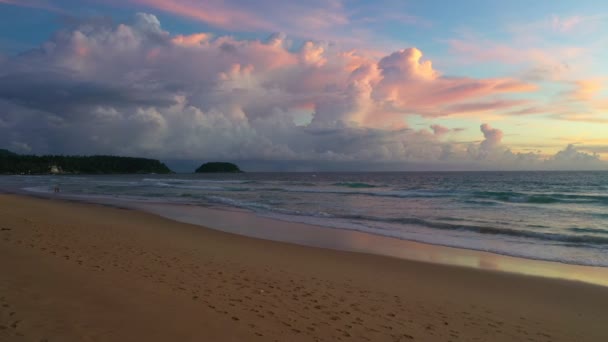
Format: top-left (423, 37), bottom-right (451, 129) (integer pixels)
top-left (2, 171), bottom-right (608, 267)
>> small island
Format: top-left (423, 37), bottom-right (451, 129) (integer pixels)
top-left (195, 162), bottom-right (242, 173)
top-left (0, 149), bottom-right (172, 174)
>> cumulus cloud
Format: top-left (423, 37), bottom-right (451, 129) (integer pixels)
top-left (430, 124), bottom-right (450, 136)
top-left (171, 33), bottom-right (212, 47)
top-left (547, 144), bottom-right (603, 168)
top-left (479, 123), bottom-right (503, 152)
top-left (378, 48), bottom-right (438, 81)
top-left (0, 13), bottom-right (604, 170)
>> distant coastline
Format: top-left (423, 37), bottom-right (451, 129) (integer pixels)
top-left (0, 149), bottom-right (172, 175)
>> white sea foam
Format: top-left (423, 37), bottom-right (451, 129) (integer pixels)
top-left (22, 186), bottom-right (52, 193)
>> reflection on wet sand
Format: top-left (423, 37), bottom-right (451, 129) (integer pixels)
top-left (134, 202), bottom-right (608, 287)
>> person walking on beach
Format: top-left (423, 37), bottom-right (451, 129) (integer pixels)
top-left (53, 185), bottom-right (60, 193)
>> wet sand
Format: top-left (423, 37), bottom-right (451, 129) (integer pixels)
top-left (1, 194), bottom-right (608, 341)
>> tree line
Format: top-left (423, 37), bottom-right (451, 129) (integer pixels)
top-left (0, 149), bottom-right (172, 174)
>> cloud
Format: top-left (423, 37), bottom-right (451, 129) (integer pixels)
top-left (547, 144), bottom-right (603, 168)
top-left (99, 0), bottom-right (435, 53)
top-left (577, 145), bottom-right (608, 154)
top-left (544, 14), bottom-right (608, 36)
top-left (123, 0), bottom-right (352, 38)
top-left (551, 113), bottom-right (608, 124)
top-left (367, 48), bottom-right (535, 119)
top-left (480, 123), bottom-right (503, 150)
top-left (463, 123), bottom-right (505, 161)
top-left (448, 38), bottom-right (587, 82)
top-left (171, 33), bottom-right (212, 47)
top-left (551, 15), bottom-right (583, 33)
top-left (0, 13), bottom-right (604, 171)
top-left (444, 99), bottom-right (530, 115)
top-left (542, 79), bottom-right (608, 123)
top-left (429, 124), bottom-right (465, 138)
top-left (447, 29), bottom-right (608, 123)
top-left (430, 124), bottom-right (450, 136)
top-left (0, 0), bottom-right (63, 12)
top-left (568, 79), bottom-right (603, 101)
top-left (127, 0), bottom-right (275, 31)
top-left (507, 13), bottom-right (604, 38)
top-left (111, 0), bottom-right (433, 38)
top-left (378, 48), bottom-right (438, 81)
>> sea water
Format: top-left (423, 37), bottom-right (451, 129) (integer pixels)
top-left (2, 171), bottom-right (608, 267)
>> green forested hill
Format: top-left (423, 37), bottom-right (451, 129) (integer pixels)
top-left (195, 162), bottom-right (242, 173)
top-left (0, 151), bottom-right (172, 174)
top-left (0, 149), bottom-right (17, 157)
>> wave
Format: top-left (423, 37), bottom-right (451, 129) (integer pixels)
top-left (472, 191), bottom-right (608, 205)
top-left (463, 199), bottom-right (499, 206)
top-left (142, 178), bottom-right (249, 184)
top-left (332, 182), bottom-right (378, 188)
top-left (205, 196), bottom-right (300, 215)
top-left (139, 179), bottom-right (608, 206)
top-left (174, 185), bottom-right (225, 191)
top-left (291, 182), bottom-right (317, 186)
top-left (171, 182), bottom-right (608, 206)
top-left (335, 214), bottom-right (608, 245)
top-left (569, 227), bottom-right (608, 235)
top-left (198, 195), bottom-right (608, 246)
top-left (33, 175), bottom-right (608, 208)
top-left (136, 177), bottom-right (607, 206)
top-left (261, 187), bottom-right (454, 199)
top-left (22, 186), bottom-right (51, 193)
top-left (257, 211), bottom-right (608, 268)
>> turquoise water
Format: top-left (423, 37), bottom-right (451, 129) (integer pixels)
top-left (2, 171), bottom-right (608, 266)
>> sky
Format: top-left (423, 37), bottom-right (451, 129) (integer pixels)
top-left (0, 0), bottom-right (607, 170)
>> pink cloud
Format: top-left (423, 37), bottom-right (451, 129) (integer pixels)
top-left (3, 12), bottom-right (547, 150)
top-left (366, 48), bottom-right (536, 117)
top-left (505, 107), bottom-right (550, 116)
top-left (551, 113), bottom-right (608, 124)
top-left (128, 0), bottom-right (275, 31)
top-left (299, 41), bottom-right (327, 66)
top-left (171, 33), bottom-right (212, 47)
top-left (83, 0), bottom-right (432, 55)
top-left (539, 79), bottom-right (608, 122)
top-left (444, 99), bottom-right (531, 115)
top-left (0, 12), bottom-right (604, 168)
top-left (117, 0), bottom-right (352, 39)
top-left (449, 39), bottom-right (585, 66)
top-left (570, 79), bottom-right (603, 101)
top-left (291, 3), bottom-right (349, 30)
top-left (378, 48), bottom-right (438, 81)
top-left (448, 38), bottom-right (587, 82)
top-left (305, 48), bottom-right (537, 128)
top-left (376, 76), bottom-right (535, 112)
top-left (448, 39), bottom-right (517, 64)
top-left (0, 0), bottom-right (64, 12)
top-left (551, 15), bottom-right (583, 33)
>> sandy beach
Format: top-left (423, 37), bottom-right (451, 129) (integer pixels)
top-left (1, 194), bottom-right (608, 342)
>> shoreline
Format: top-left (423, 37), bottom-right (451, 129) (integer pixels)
top-left (137, 201), bottom-right (608, 287)
top-left (2, 193), bottom-right (608, 341)
top-left (7, 189), bottom-right (608, 287)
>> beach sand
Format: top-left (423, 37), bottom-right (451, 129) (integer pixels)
top-left (1, 194), bottom-right (608, 341)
